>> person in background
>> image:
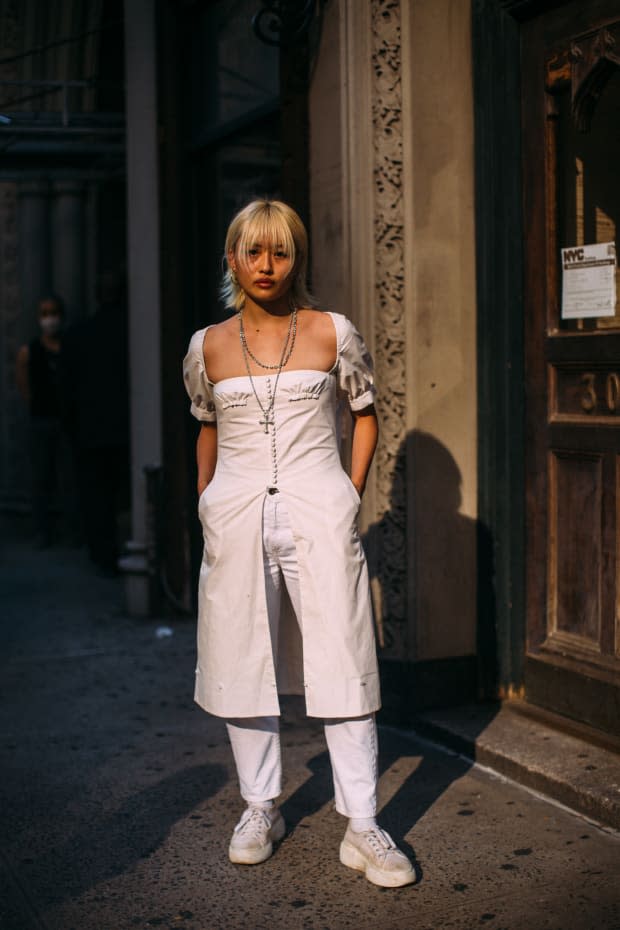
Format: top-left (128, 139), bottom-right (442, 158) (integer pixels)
top-left (60, 270), bottom-right (130, 575)
top-left (16, 295), bottom-right (74, 547)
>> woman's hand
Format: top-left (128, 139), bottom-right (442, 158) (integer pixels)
top-left (352, 480), bottom-right (365, 499)
top-left (350, 405), bottom-right (378, 499)
top-left (197, 423), bottom-right (217, 497)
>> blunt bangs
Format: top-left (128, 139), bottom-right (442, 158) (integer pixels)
top-left (235, 210), bottom-right (297, 272)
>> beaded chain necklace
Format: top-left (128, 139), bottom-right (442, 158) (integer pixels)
top-left (238, 308), bottom-right (297, 370)
top-left (238, 308), bottom-right (297, 433)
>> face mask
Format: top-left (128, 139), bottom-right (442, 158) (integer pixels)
top-left (40, 315), bottom-right (61, 335)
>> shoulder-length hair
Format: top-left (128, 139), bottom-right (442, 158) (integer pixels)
top-left (220, 199), bottom-right (318, 311)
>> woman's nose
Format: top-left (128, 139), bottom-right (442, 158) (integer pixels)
top-left (259, 251), bottom-right (273, 273)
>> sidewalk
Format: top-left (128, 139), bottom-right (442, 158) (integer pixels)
top-left (413, 699), bottom-right (620, 831)
top-left (1, 528), bottom-right (619, 930)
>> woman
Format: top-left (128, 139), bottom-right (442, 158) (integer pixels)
top-left (183, 200), bottom-right (414, 887)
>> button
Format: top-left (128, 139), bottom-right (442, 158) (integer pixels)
top-left (267, 486), bottom-right (279, 495)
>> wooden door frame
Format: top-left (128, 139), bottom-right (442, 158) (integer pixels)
top-left (520, 0), bottom-right (620, 735)
top-left (472, 0), bottom-right (530, 698)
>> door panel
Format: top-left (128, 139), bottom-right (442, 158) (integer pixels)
top-left (522, 1), bottom-right (620, 735)
top-left (549, 450), bottom-right (602, 644)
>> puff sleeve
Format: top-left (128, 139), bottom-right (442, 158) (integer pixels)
top-left (334, 314), bottom-right (377, 411)
top-left (182, 328), bottom-right (217, 423)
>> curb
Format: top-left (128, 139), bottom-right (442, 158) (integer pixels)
top-left (408, 703), bottom-right (620, 831)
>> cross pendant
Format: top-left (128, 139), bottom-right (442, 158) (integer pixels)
top-left (259, 414), bottom-right (274, 433)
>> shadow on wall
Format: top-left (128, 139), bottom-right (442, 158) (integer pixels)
top-left (364, 429), bottom-right (498, 717)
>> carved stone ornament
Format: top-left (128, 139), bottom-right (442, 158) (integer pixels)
top-left (370, 0), bottom-right (407, 658)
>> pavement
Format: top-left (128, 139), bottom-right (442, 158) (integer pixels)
top-left (1, 523), bottom-right (620, 930)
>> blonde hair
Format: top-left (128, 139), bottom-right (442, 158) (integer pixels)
top-left (220, 199), bottom-right (318, 311)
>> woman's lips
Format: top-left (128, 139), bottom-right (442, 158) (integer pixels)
top-left (255, 280), bottom-right (274, 287)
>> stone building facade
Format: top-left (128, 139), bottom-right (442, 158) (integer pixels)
top-left (4, 0), bottom-right (619, 735)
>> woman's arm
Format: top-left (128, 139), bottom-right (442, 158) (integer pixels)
top-left (196, 422), bottom-right (217, 496)
top-left (350, 405), bottom-right (378, 498)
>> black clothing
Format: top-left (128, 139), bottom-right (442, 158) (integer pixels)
top-left (29, 416), bottom-right (76, 545)
top-left (28, 338), bottom-right (61, 418)
top-left (74, 445), bottom-right (129, 572)
top-left (26, 336), bottom-right (78, 542)
top-left (60, 304), bottom-right (129, 449)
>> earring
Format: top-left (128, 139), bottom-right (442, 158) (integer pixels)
top-left (229, 269), bottom-right (238, 286)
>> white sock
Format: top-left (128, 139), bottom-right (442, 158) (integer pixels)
top-left (349, 816), bottom-right (377, 833)
top-left (248, 799), bottom-right (275, 811)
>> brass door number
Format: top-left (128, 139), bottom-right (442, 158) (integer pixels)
top-left (580, 372), bottom-right (620, 412)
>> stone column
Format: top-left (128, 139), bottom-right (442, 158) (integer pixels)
top-left (18, 179), bottom-right (51, 339)
top-left (121, 0), bottom-right (162, 616)
top-left (51, 180), bottom-right (86, 323)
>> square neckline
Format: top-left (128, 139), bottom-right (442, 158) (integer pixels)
top-left (200, 310), bottom-right (340, 387)
top-left (212, 368), bottom-right (337, 390)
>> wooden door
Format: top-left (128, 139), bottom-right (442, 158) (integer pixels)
top-left (523, 1), bottom-right (620, 735)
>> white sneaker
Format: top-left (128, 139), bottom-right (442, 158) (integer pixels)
top-left (340, 824), bottom-right (416, 887)
top-left (228, 806), bottom-right (286, 865)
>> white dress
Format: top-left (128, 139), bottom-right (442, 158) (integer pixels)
top-left (183, 311), bottom-right (380, 718)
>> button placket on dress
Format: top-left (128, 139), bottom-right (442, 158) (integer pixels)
top-left (266, 376), bottom-right (279, 493)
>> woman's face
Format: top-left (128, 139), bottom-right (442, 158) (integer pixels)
top-left (38, 300), bottom-right (63, 335)
top-left (230, 241), bottom-right (294, 306)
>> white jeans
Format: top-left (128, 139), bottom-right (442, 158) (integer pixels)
top-left (226, 492), bottom-right (378, 818)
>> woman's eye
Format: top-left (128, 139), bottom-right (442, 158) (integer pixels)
top-left (274, 251), bottom-right (288, 259)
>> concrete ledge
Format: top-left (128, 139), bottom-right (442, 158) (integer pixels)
top-left (411, 702), bottom-right (620, 830)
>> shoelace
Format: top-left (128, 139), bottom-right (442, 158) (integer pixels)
top-left (235, 807), bottom-right (272, 838)
top-left (363, 826), bottom-right (397, 855)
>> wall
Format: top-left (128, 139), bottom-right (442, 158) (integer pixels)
top-left (309, 0), bottom-right (478, 699)
top-left (405, 0), bottom-right (478, 661)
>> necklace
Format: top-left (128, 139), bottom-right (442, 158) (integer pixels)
top-left (238, 308), bottom-right (297, 433)
top-left (239, 308), bottom-right (297, 370)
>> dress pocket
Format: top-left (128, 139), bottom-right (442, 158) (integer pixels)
top-left (197, 485), bottom-right (209, 515)
top-left (350, 482), bottom-right (361, 505)
top-left (344, 473), bottom-right (361, 506)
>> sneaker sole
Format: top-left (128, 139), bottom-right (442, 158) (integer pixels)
top-left (228, 814), bottom-right (286, 865)
top-left (339, 839), bottom-right (416, 888)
